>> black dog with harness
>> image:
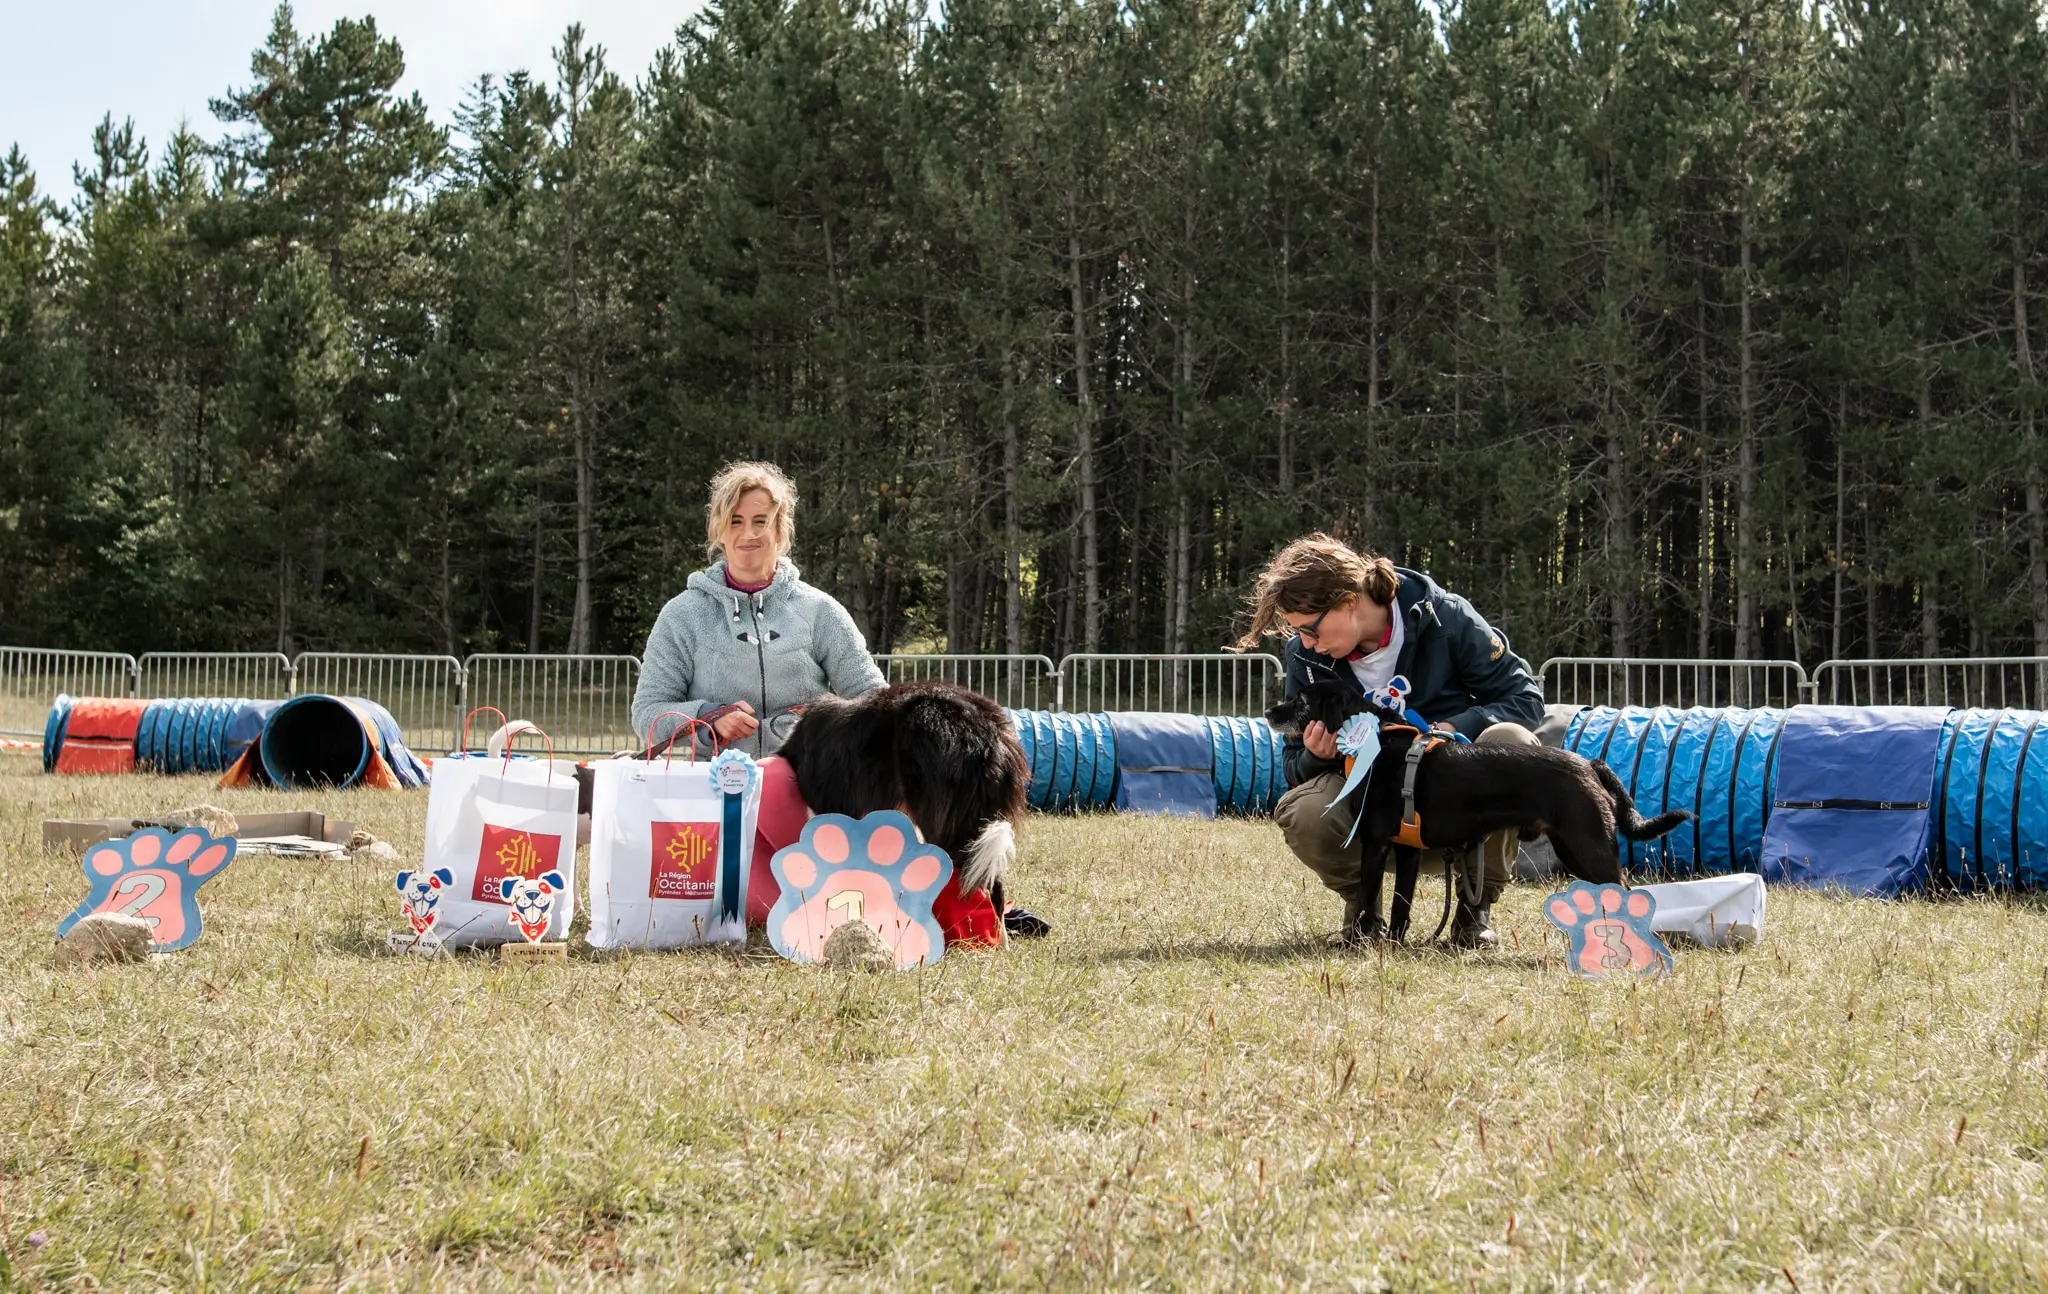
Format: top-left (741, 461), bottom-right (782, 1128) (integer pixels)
top-left (1268, 680), bottom-right (1694, 945)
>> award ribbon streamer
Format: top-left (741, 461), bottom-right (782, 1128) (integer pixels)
top-left (707, 749), bottom-right (758, 926)
top-left (1326, 713), bottom-right (1382, 848)
top-left (718, 786), bottom-right (744, 923)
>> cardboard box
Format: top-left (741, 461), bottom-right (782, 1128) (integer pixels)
top-left (42, 811), bottom-right (359, 853)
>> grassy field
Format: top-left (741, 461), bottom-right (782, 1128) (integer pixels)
top-left (2, 753), bottom-right (2046, 1292)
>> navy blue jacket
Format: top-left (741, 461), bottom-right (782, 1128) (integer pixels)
top-left (1280, 568), bottom-right (1544, 787)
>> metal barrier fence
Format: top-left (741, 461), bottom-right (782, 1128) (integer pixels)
top-left (20, 645), bottom-right (2048, 758)
top-left (461, 655), bottom-right (641, 756)
top-left (876, 654), bottom-right (1059, 710)
top-left (1810, 657), bottom-right (2048, 710)
top-left (1540, 657), bottom-right (1813, 710)
top-left (0, 648), bottom-right (138, 739)
top-left (1056, 653), bottom-right (1284, 717)
top-left (137, 652), bottom-right (295, 703)
top-left (296, 654), bottom-right (466, 755)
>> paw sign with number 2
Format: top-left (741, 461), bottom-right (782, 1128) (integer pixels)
top-left (58, 827), bottom-right (239, 953)
top-left (1545, 881), bottom-right (1673, 979)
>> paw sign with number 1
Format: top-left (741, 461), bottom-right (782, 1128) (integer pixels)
top-left (58, 828), bottom-right (239, 953)
top-left (767, 811), bottom-right (952, 970)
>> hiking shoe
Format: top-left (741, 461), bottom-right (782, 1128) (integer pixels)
top-left (1448, 903), bottom-right (1499, 950)
top-left (1002, 904), bottom-right (1052, 938)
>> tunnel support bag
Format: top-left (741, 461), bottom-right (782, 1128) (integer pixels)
top-left (1757, 706), bottom-right (1948, 898)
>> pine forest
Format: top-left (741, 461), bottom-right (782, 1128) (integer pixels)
top-left (3, 0), bottom-right (2045, 667)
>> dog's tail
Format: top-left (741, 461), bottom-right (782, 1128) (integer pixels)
top-left (1593, 760), bottom-right (1693, 840)
top-left (957, 818), bottom-right (1015, 895)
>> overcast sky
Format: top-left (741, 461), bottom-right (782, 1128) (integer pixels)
top-left (4, 0), bottom-right (704, 203)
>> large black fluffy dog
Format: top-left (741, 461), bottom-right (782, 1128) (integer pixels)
top-left (1268, 680), bottom-right (1690, 941)
top-left (777, 679), bottom-right (1029, 904)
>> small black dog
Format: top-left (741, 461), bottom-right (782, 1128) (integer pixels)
top-left (777, 679), bottom-right (1029, 904)
top-left (1268, 680), bottom-right (1690, 942)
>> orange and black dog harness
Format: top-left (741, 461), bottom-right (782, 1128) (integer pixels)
top-left (1343, 723), bottom-right (1454, 850)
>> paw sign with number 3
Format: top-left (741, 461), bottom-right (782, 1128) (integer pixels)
top-left (1545, 881), bottom-right (1673, 980)
top-left (58, 827), bottom-right (239, 952)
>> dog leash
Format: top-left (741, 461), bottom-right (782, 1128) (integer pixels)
top-left (1423, 851), bottom-right (1458, 943)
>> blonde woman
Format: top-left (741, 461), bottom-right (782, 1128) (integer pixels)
top-left (631, 461), bottom-right (885, 758)
top-left (1235, 534), bottom-right (1543, 948)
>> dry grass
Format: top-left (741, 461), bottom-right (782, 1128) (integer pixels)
top-left (2, 752), bottom-right (2046, 1291)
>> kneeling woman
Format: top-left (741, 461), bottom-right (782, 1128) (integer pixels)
top-left (1235, 534), bottom-right (1543, 948)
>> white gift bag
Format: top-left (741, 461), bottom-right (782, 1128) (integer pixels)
top-left (585, 741), bottom-right (761, 945)
top-left (1639, 873), bottom-right (1766, 949)
top-left (422, 741), bottom-right (581, 949)
top-left (586, 742), bottom-right (760, 950)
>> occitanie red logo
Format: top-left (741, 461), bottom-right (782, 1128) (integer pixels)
top-left (474, 825), bottom-right (563, 904)
top-left (650, 821), bottom-right (717, 900)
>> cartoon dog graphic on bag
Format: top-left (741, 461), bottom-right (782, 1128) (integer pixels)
top-left (499, 870), bottom-right (569, 942)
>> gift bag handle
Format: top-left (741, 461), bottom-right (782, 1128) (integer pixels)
top-left (459, 706), bottom-right (510, 756)
top-left (646, 711), bottom-right (722, 765)
top-left (460, 707), bottom-right (557, 784)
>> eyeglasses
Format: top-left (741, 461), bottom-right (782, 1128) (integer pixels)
top-left (1290, 605), bottom-right (1334, 642)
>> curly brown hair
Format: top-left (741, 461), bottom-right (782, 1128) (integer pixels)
top-left (1229, 533), bottom-right (1399, 651)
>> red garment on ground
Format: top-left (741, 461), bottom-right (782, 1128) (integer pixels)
top-left (748, 755), bottom-right (1002, 948)
top-left (54, 697), bottom-right (148, 775)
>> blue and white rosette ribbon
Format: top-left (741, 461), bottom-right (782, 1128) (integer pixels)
top-left (1325, 712), bottom-right (1382, 848)
top-left (706, 748), bottom-right (760, 944)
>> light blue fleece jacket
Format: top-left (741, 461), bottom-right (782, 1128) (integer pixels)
top-left (631, 558), bottom-right (886, 758)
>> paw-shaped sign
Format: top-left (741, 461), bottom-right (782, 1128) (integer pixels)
top-left (767, 811), bottom-right (952, 970)
top-left (58, 827), bottom-right (238, 953)
top-left (397, 867), bottom-right (456, 935)
top-left (499, 870), bottom-right (568, 942)
top-left (1545, 881), bottom-right (1673, 979)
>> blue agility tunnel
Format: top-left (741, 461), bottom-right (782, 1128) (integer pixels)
top-left (1007, 710), bottom-right (1119, 812)
top-left (45, 693), bottom-right (428, 789)
top-left (1932, 708), bottom-right (2048, 891)
top-left (1563, 706), bottom-right (1792, 878)
top-left (1004, 709), bottom-right (1288, 816)
top-left (245, 694), bottom-right (429, 789)
top-left (1567, 704), bottom-right (2048, 895)
top-left (1007, 701), bottom-right (2046, 894)
top-left (135, 697), bottom-right (265, 774)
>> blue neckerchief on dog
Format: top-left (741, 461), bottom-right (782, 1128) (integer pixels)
top-left (1326, 712), bottom-right (1382, 847)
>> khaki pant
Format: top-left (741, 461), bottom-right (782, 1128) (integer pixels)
top-left (1273, 721), bottom-right (1539, 907)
